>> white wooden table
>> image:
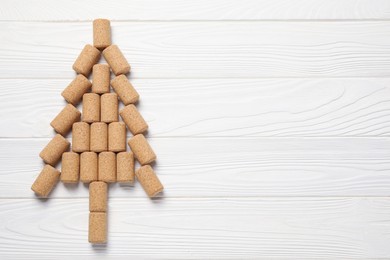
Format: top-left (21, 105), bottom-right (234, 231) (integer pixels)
top-left (1, 0), bottom-right (390, 258)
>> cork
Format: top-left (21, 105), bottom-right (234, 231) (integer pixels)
top-left (93, 19), bottom-right (111, 49)
top-left (92, 64), bottom-right (110, 94)
top-left (102, 45), bottom-right (130, 75)
top-left (61, 152), bottom-right (79, 183)
top-left (98, 152), bottom-right (116, 183)
top-left (50, 104), bottom-right (81, 136)
top-left (89, 181), bottom-right (107, 212)
top-left (72, 122), bottom-right (90, 153)
top-left (108, 122), bottom-right (126, 152)
top-left (39, 134), bottom-right (70, 166)
top-left (80, 152), bottom-right (98, 183)
top-left (120, 104), bottom-right (148, 135)
top-left (101, 93), bottom-right (118, 123)
top-left (31, 165), bottom-right (61, 197)
top-left (136, 165), bottom-right (163, 198)
top-left (72, 44), bottom-right (101, 76)
top-left (90, 122), bottom-right (108, 152)
top-left (127, 134), bottom-right (156, 165)
top-left (61, 74), bottom-right (92, 105)
top-left (117, 152), bottom-right (134, 183)
top-left (82, 93), bottom-right (100, 123)
top-left (89, 212), bottom-right (107, 244)
top-left (111, 75), bottom-right (139, 105)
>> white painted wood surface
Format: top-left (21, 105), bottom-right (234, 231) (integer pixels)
top-left (1, 0), bottom-right (390, 258)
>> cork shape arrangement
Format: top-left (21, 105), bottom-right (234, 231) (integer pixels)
top-left (30, 19), bottom-right (164, 244)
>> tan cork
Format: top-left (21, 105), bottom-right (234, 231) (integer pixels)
top-left (108, 122), bottom-right (126, 152)
top-left (61, 74), bottom-right (92, 105)
top-left (136, 165), bottom-right (163, 198)
top-left (89, 212), bottom-right (107, 244)
top-left (72, 122), bottom-right (90, 153)
top-left (127, 134), bottom-right (156, 165)
top-left (39, 134), bottom-right (70, 166)
top-left (111, 75), bottom-right (139, 105)
top-left (60, 152), bottom-right (79, 183)
top-left (72, 44), bottom-right (101, 76)
top-left (119, 104), bottom-right (148, 135)
top-left (101, 93), bottom-right (118, 123)
top-left (80, 152), bottom-right (98, 183)
top-left (89, 181), bottom-right (108, 212)
top-left (31, 164), bottom-right (60, 197)
top-left (82, 93), bottom-right (100, 123)
top-left (102, 45), bottom-right (130, 75)
top-left (117, 152), bottom-right (134, 183)
top-left (50, 103), bottom-right (81, 136)
top-left (90, 122), bottom-right (108, 152)
top-left (93, 19), bottom-right (111, 50)
top-left (92, 64), bottom-right (110, 94)
top-left (98, 152), bottom-right (116, 183)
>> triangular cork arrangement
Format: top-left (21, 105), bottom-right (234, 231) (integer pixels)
top-left (31, 19), bottom-right (164, 244)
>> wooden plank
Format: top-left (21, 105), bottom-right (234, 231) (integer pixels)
top-left (1, 0), bottom-right (390, 21)
top-left (0, 197), bottom-right (389, 258)
top-left (1, 138), bottom-right (390, 198)
top-left (1, 22), bottom-right (390, 79)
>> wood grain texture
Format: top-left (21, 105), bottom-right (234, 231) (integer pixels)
top-left (0, 197), bottom-right (389, 259)
top-left (1, 22), bottom-right (390, 79)
top-left (1, 0), bottom-right (390, 21)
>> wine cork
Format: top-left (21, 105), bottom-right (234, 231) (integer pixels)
top-left (98, 152), bottom-right (116, 183)
top-left (50, 104), bottom-right (81, 136)
top-left (92, 64), bottom-right (110, 94)
top-left (82, 93), bottom-right (100, 123)
top-left (72, 44), bottom-right (101, 76)
top-left (89, 212), bottom-right (107, 244)
top-left (127, 134), bottom-right (156, 165)
top-left (102, 45), bottom-right (130, 75)
top-left (31, 165), bottom-right (60, 197)
top-left (72, 122), bottom-right (90, 153)
top-left (89, 181), bottom-right (107, 212)
top-left (136, 165), bottom-right (163, 198)
top-left (80, 152), bottom-right (98, 183)
top-left (111, 75), bottom-right (139, 105)
top-left (117, 152), bottom-right (134, 183)
top-left (90, 122), bottom-right (108, 152)
top-left (108, 122), bottom-right (126, 152)
top-left (61, 152), bottom-right (79, 183)
top-left (61, 74), bottom-right (92, 105)
top-left (120, 104), bottom-right (148, 135)
top-left (93, 19), bottom-right (111, 49)
top-left (101, 93), bottom-right (118, 123)
top-left (40, 134), bottom-right (70, 166)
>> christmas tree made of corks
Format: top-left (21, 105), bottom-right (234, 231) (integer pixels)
top-left (31, 19), bottom-right (164, 244)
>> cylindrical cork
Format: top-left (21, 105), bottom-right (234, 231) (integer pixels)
top-left (72, 44), bottom-right (101, 76)
top-left (128, 134), bottom-right (156, 165)
top-left (89, 181), bottom-right (107, 212)
top-left (50, 104), bottom-right (81, 136)
top-left (72, 122), bottom-right (90, 153)
top-left (98, 152), bottom-right (116, 182)
top-left (93, 19), bottom-right (111, 49)
top-left (31, 165), bottom-right (61, 197)
top-left (80, 152), bottom-right (98, 183)
top-left (101, 93), bottom-right (118, 123)
top-left (108, 122), bottom-right (126, 152)
top-left (82, 93), bottom-right (100, 123)
top-left (61, 74), bottom-right (92, 105)
top-left (136, 165), bottom-right (163, 198)
top-left (89, 212), bottom-right (107, 244)
top-left (102, 45), bottom-right (130, 75)
top-left (92, 64), bottom-right (110, 94)
top-left (120, 104), bottom-right (148, 135)
top-left (40, 134), bottom-right (70, 166)
top-left (61, 152), bottom-right (79, 183)
top-left (117, 152), bottom-right (135, 183)
top-left (90, 122), bottom-right (108, 152)
top-left (111, 75), bottom-right (139, 105)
